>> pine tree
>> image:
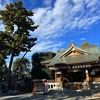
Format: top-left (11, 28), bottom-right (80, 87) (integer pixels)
top-left (0, 0), bottom-right (38, 90)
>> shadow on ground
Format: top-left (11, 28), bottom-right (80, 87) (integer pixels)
top-left (1, 89), bottom-right (100, 100)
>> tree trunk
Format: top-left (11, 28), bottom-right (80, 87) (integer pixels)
top-left (5, 51), bottom-right (14, 91)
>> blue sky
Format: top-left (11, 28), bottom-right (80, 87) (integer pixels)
top-left (0, 0), bottom-right (100, 64)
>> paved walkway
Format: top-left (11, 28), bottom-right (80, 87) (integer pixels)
top-left (0, 92), bottom-right (86, 100)
top-left (0, 89), bottom-right (100, 100)
top-left (49, 89), bottom-right (100, 100)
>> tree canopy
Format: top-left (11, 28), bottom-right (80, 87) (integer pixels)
top-left (0, 0), bottom-right (38, 90)
top-left (81, 42), bottom-right (90, 47)
top-left (0, 55), bottom-right (7, 81)
top-left (31, 52), bottom-right (55, 79)
top-left (42, 51), bottom-right (56, 61)
top-left (13, 58), bottom-right (31, 78)
top-left (0, 0), bottom-right (38, 56)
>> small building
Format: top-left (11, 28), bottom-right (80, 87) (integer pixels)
top-left (41, 42), bottom-right (100, 89)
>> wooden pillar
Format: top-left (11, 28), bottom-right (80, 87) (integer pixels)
top-left (85, 70), bottom-right (89, 82)
top-left (55, 71), bottom-right (62, 83)
top-left (83, 69), bottom-right (90, 89)
top-left (83, 69), bottom-right (89, 82)
top-left (55, 71), bottom-right (57, 82)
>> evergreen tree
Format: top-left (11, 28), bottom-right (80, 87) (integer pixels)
top-left (0, 55), bottom-right (7, 81)
top-left (12, 58), bottom-right (31, 78)
top-left (31, 52), bottom-right (55, 79)
top-left (0, 0), bottom-right (38, 90)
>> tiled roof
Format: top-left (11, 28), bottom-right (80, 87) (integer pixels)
top-left (42, 43), bottom-right (100, 66)
top-left (47, 54), bottom-right (99, 66)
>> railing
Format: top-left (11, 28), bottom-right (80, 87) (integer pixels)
top-left (47, 82), bottom-right (91, 90)
top-left (48, 83), bottom-right (62, 90)
top-left (47, 82), bottom-right (89, 90)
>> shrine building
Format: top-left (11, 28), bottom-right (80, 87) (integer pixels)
top-left (41, 42), bottom-right (100, 89)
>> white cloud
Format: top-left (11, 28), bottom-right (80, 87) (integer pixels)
top-left (0, 1), bottom-right (5, 9)
top-left (32, 0), bottom-right (100, 35)
top-left (0, 21), bottom-right (4, 31)
top-left (0, 0), bottom-right (100, 56)
top-left (43, 0), bottom-right (53, 6)
top-left (26, 40), bottom-right (63, 57)
top-left (80, 38), bottom-right (86, 41)
top-left (30, 0), bottom-right (100, 55)
top-left (0, 0), bottom-right (11, 9)
top-left (0, 0), bottom-right (12, 30)
top-left (86, 0), bottom-right (98, 8)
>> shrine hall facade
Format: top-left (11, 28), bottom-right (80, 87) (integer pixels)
top-left (41, 42), bottom-right (100, 89)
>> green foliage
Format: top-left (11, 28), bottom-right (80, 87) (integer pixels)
top-left (0, 64), bottom-right (8, 81)
top-left (31, 52), bottom-right (43, 79)
top-left (0, 0), bottom-right (38, 90)
top-left (13, 58), bottom-right (31, 78)
top-left (31, 53), bottom-right (43, 69)
top-left (0, 54), bottom-right (5, 66)
top-left (0, 54), bottom-right (7, 81)
top-left (81, 42), bottom-right (90, 47)
top-left (41, 66), bottom-right (52, 79)
top-left (0, 0), bottom-right (38, 56)
top-left (31, 52), bottom-right (55, 79)
top-left (42, 51), bottom-right (56, 61)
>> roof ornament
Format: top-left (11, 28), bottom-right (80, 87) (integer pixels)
top-left (71, 40), bottom-right (75, 46)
